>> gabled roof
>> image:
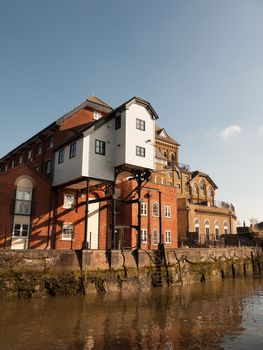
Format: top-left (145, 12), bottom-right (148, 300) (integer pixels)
top-left (56, 96), bottom-right (160, 149)
top-left (190, 170), bottom-right (218, 189)
top-left (0, 96), bottom-right (112, 161)
top-left (155, 125), bottom-right (180, 146)
top-left (86, 96), bottom-right (112, 109)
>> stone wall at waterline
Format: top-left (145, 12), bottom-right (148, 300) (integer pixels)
top-left (0, 247), bottom-right (262, 298)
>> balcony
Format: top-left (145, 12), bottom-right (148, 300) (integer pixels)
top-left (166, 162), bottom-right (190, 171)
top-left (13, 199), bottom-right (32, 216)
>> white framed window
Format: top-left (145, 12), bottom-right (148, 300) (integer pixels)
top-left (141, 229), bottom-right (147, 243)
top-left (224, 222), bottom-right (228, 235)
top-left (63, 194), bottom-right (75, 209)
top-left (62, 223), bottom-right (74, 240)
top-left (13, 223), bottom-right (29, 237)
top-left (165, 230), bottom-right (171, 244)
top-left (152, 202), bottom-right (159, 217)
top-left (164, 205), bottom-right (171, 218)
top-left (94, 111), bottom-right (102, 120)
top-left (140, 202), bottom-right (147, 216)
top-left (152, 230), bottom-right (158, 245)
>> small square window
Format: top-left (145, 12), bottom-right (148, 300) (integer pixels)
top-left (94, 111), bottom-right (102, 120)
top-left (58, 148), bottom-right (65, 164)
top-left (69, 143), bottom-right (77, 158)
top-left (63, 194), bottom-right (75, 209)
top-left (95, 139), bottom-right (105, 155)
top-left (136, 146), bottom-right (145, 157)
top-left (136, 118), bottom-right (145, 131)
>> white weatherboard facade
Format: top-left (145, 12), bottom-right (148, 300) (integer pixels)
top-left (53, 100), bottom-right (156, 186)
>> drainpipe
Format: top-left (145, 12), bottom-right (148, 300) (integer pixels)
top-left (83, 180), bottom-right (90, 249)
top-left (111, 183), bottom-right (116, 249)
top-left (137, 178), bottom-right (142, 250)
top-left (147, 191), bottom-right (152, 249)
top-left (158, 191), bottom-right (163, 245)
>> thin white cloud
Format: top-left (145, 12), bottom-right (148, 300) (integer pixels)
top-left (220, 125), bottom-right (242, 139)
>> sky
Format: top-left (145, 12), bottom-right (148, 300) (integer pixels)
top-left (0, 0), bottom-right (262, 224)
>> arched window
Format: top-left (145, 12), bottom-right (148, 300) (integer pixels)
top-left (170, 153), bottom-right (175, 163)
top-left (205, 220), bottom-right (210, 241)
top-left (208, 186), bottom-right (213, 197)
top-left (214, 221), bottom-right (219, 240)
top-left (163, 150), bottom-right (167, 158)
top-left (192, 183), bottom-right (198, 195)
top-left (152, 202), bottom-right (159, 217)
top-left (14, 177), bottom-right (34, 216)
top-left (152, 230), bottom-right (159, 245)
top-left (224, 222), bottom-right (228, 235)
top-left (194, 219), bottom-right (200, 235)
top-left (200, 179), bottom-right (206, 195)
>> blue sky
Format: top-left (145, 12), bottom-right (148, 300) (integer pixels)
top-left (0, 0), bottom-right (262, 224)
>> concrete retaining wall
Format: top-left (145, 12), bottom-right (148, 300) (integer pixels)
top-left (0, 247), bottom-right (262, 298)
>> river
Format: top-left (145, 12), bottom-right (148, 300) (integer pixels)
top-left (0, 276), bottom-right (263, 349)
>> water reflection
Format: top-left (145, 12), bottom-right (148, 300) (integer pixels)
top-left (0, 277), bottom-right (263, 349)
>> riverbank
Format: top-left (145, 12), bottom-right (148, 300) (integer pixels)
top-left (0, 247), bottom-right (262, 298)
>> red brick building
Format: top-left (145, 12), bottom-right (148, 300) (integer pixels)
top-left (0, 96), bottom-right (178, 250)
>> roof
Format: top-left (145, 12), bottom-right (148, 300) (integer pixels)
top-left (155, 125), bottom-right (180, 146)
top-left (0, 96), bottom-right (113, 162)
top-left (54, 96), bottom-right (160, 150)
top-left (86, 96), bottom-right (112, 109)
top-left (190, 170), bottom-right (218, 189)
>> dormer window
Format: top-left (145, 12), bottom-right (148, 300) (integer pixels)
top-left (94, 111), bottom-right (102, 120)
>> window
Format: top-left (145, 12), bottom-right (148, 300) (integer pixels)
top-left (58, 148), bottom-right (65, 164)
top-left (11, 160), bottom-right (14, 168)
top-left (136, 118), bottom-right (145, 131)
top-left (200, 179), bottom-right (205, 194)
top-left (62, 223), bottom-right (74, 240)
top-left (45, 160), bottom-right (52, 175)
top-left (5, 164), bottom-right (8, 171)
top-left (208, 187), bottom-right (213, 197)
top-left (19, 155), bottom-right (23, 164)
top-left (205, 220), bottom-right (210, 240)
top-left (192, 184), bottom-right (198, 195)
top-left (152, 230), bottom-right (159, 245)
top-left (63, 194), bottom-right (75, 209)
top-left (95, 139), bottom-right (105, 155)
top-left (69, 143), bottom-right (77, 158)
top-left (115, 115), bottom-right (121, 130)
top-left (194, 219), bottom-right (200, 235)
top-left (141, 229), bottom-right (147, 243)
top-left (27, 149), bottom-right (32, 160)
top-left (152, 202), bottom-right (159, 217)
top-left (136, 146), bottom-right (145, 157)
top-left (184, 184), bottom-right (189, 192)
top-left (164, 205), bottom-right (171, 218)
top-left (94, 111), bottom-right (102, 120)
top-left (15, 188), bottom-right (32, 215)
top-left (176, 183), bottom-right (181, 189)
top-left (224, 222), bottom-right (228, 235)
top-left (215, 221), bottom-right (219, 240)
top-left (13, 223), bottom-right (29, 237)
top-left (47, 135), bottom-right (53, 149)
top-left (140, 202), bottom-right (147, 216)
top-left (36, 143), bottom-right (42, 156)
top-left (34, 164), bottom-right (40, 172)
top-left (165, 230), bottom-right (171, 244)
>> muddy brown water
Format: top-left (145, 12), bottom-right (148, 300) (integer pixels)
top-left (0, 276), bottom-right (263, 349)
